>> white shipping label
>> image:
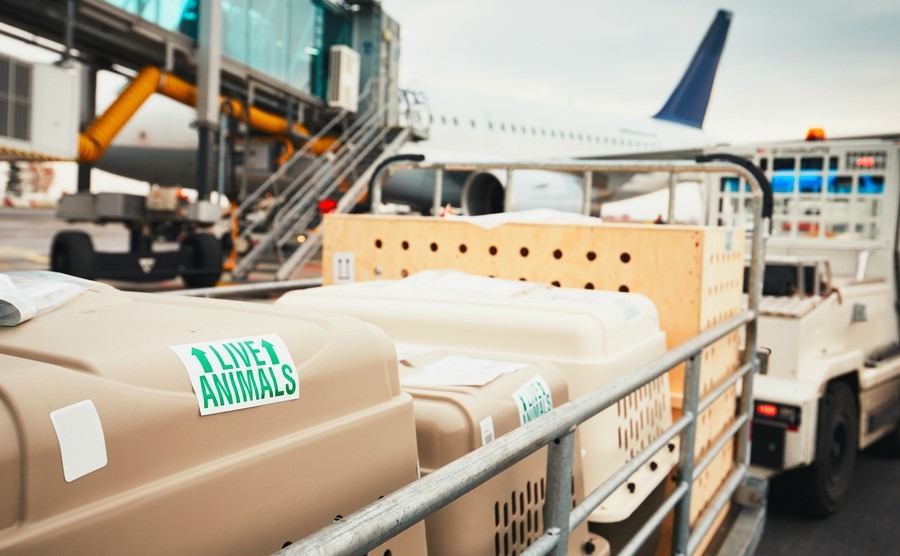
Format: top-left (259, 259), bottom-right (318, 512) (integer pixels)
top-left (170, 334), bottom-right (300, 416)
top-left (480, 416), bottom-right (495, 446)
top-left (333, 252), bottom-right (355, 283)
top-left (50, 400), bottom-right (108, 482)
top-left (512, 375), bottom-right (554, 426)
top-left (401, 355), bottom-right (528, 387)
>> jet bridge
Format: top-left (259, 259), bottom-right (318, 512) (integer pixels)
top-left (0, 0), bottom-right (415, 287)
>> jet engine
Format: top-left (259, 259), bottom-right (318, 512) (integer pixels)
top-left (460, 169), bottom-right (673, 216)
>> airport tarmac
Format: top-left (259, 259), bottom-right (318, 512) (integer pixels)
top-left (2, 206), bottom-right (899, 553)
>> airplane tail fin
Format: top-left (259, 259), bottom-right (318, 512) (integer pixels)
top-left (653, 9), bottom-right (731, 129)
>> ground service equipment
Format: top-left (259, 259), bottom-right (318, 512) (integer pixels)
top-left (705, 138), bottom-right (900, 516)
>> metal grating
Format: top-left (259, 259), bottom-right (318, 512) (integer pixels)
top-left (491, 477), bottom-right (576, 556)
top-left (616, 376), bottom-right (669, 459)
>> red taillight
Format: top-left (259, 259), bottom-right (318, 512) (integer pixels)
top-left (318, 199), bottom-right (337, 214)
top-left (855, 156), bottom-right (876, 168)
top-left (756, 403), bottom-right (779, 418)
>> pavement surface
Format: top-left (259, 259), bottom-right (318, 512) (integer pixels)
top-left (758, 445), bottom-right (900, 555)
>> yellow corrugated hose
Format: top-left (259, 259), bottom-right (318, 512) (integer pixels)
top-left (78, 66), bottom-right (162, 163)
top-left (78, 66), bottom-right (336, 162)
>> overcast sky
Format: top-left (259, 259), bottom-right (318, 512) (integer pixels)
top-left (381, 0), bottom-right (900, 144)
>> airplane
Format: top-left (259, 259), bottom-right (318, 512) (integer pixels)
top-left (93, 8), bottom-right (732, 216)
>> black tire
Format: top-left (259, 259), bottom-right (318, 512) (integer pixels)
top-left (50, 231), bottom-right (96, 279)
top-left (180, 232), bottom-right (223, 289)
top-left (792, 381), bottom-right (858, 517)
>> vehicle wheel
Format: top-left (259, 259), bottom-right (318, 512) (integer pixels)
top-left (50, 231), bottom-right (96, 279)
top-left (792, 381), bottom-right (858, 517)
top-left (180, 232), bottom-right (223, 289)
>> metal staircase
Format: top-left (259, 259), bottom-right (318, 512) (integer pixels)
top-left (231, 80), bottom-right (412, 281)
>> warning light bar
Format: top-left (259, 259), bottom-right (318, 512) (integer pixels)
top-left (805, 127), bottom-right (826, 141)
top-left (754, 401), bottom-right (801, 428)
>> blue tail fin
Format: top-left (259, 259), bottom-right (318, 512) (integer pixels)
top-left (653, 10), bottom-right (731, 128)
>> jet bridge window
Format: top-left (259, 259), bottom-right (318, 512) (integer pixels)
top-left (800, 157), bottom-right (823, 170)
top-left (859, 175), bottom-right (885, 194)
top-left (773, 158), bottom-right (795, 171)
top-left (827, 175), bottom-right (852, 194)
top-left (798, 174), bottom-right (822, 194)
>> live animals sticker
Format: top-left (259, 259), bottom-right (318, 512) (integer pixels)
top-left (512, 375), bottom-right (553, 426)
top-left (170, 334), bottom-right (299, 416)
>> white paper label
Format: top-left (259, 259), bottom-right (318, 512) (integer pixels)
top-left (480, 416), bottom-right (495, 446)
top-left (333, 252), bottom-right (355, 283)
top-left (50, 400), bottom-right (108, 482)
top-left (170, 334), bottom-right (300, 416)
top-left (512, 375), bottom-right (554, 426)
top-left (401, 355), bottom-right (528, 387)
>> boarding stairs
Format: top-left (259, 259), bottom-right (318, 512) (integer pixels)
top-left (231, 82), bottom-right (412, 281)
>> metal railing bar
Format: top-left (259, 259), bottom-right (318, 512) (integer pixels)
top-left (697, 362), bottom-right (753, 414)
top-left (237, 78), bottom-right (380, 214)
top-left (672, 354), bottom-right (702, 555)
top-left (619, 481), bottom-right (690, 556)
top-left (544, 429), bottom-right (576, 556)
top-left (163, 278), bottom-right (322, 297)
top-left (520, 527), bottom-right (563, 556)
top-left (569, 413), bottom-right (691, 530)
top-left (691, 414), bottom-right (749, 481)
top-left (277, 310), bottom-right (754, 555)
top-left (686, 463), bottom-right (748, 556)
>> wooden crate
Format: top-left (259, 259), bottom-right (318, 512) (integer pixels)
top-left (322, 214), bottom-right (745, 538)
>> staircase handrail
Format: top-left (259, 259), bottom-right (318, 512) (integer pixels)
top-left (236, 77), bottom-right (380, 216)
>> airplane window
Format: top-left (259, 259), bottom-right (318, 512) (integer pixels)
top-left (550, 130), bottom-right (556, 138)
top-left (488, 122), bottom-right (494, 130)
top-left (440, 116), bottom-right (446, 125)
top-left (531, 127), bottom-right (536, 135)
top-left (453, 117), bottom-right (458, 126)
top-left (578, 133), bottom-right (583, 141)
top-left (542, 129), bottom-right (546, 136)
top-left (511, 124), bottom-right (517, 132)
top-left (500, 123), bottom-right (506, 132)
top-left (471, 119), bottom-right (476, 128)
top-left (429, 114), bottom-right (434, 123)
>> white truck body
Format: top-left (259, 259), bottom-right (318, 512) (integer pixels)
top-left (706, 138), bottom-right (900, 514)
